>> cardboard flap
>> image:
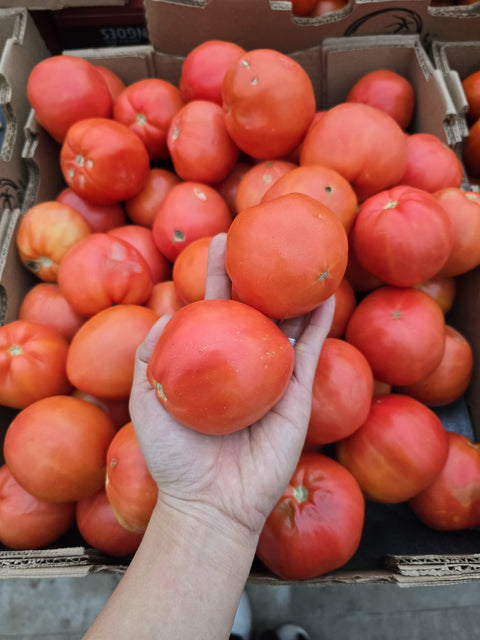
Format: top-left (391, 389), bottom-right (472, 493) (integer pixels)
top-left (384, 553), bottom-right (480, 578)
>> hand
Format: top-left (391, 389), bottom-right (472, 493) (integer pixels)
top-left (129, 232), bottom-right (335, 544)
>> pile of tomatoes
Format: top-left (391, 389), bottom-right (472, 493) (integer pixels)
top-left (1, 39), bottom-right (480, 580)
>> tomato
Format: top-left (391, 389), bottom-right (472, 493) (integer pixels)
top-left (27, 55), bottom-right (113, 143)
top-left (336, 393), bottom-right (449, 503)
top-left (225, 193), bottom-right (348, 319)
top-left (328, 277), bottom-right (357, 339)
top-left (309, 0), bottom-right (348, 15)
top-left (152, 181), bottom-right (232, 262)
top-left (256, 453), bottom-right (365, 580)
top-left (300, 102), bottom-right (408, 202)
top-left (113, 78), bottom-right (185, 160)
top-left (56, 187), bottom-right (127, 232)
top-left (433, 187), bottom-right (480, 277)
top-left (215, 160), bottom-right (254, 216)
top-left (172, 236), bottom-right (212, 304)
top-left (67, 304), bottom-right (159, 400)
top-left (463, 118), bottom-right (480, 180)
top-left (57, 233), bottom-right (154, 316)
top-left (144, 280), bottom-right (185, 316)
top-left (235, 159), bottom-right (297, 213)
top-left (414, 276), bottom-right (456, 314)
top-left (105, 422), bottom-right (158, 534)
top-left (71, 389), bottom-right (131, 431)
top-left (108, 224), bottom-right (171, 283)
top-left (345, 286), bottom-right (446, 386)
top-left (346, 69), bottom-right (415, 130)
top-left (345, 241), bottom-right (384, 294)
top-left (461, 70), bottom-right (480, 125)
top-left (396, 325), bottom-right (474, 406)
top-left (399, 133), bottom-right (464, 193)
top-left (306, 338), bottom-right (374, 445)
top-left (146, 299), bottom-right (294, 434)
top-left (290, 0), bottom-right (318, 14)
top-left (350, 185), bottom-right (453, 287)
top-left (94, 65), bottom-right (126, 102)
top-left (76, 487), bottom-right (143, 557)
top-left (4, 395), bottom-right (116, 503)
top-left (167, 99), bottom-right (240, 184)
top-left (16, 201), bottom-right (91, 282)
top-left (0, 319), bottom-right (71, 410)
top-left (60, 118), bottom-right (150, 205)
top-left (261, 164), bottom-right (359, 234)
top-left (222, 48), bottom-right (316, 159)
top-left (409, 432), bottom-right (480, 530)
top-left (19, 282), bottom-right (86, 342)
top-left (179, 39), bottom-right (246, 105)
top-left (0, 464), bottom-right (75, 550)
top-left (125, 168), bottom-right (181, 228)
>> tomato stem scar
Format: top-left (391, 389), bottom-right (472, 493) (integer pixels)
top-left (317, 270), bottom-right (329, 282)
top-left (154, 381), bottom-right (167, 402)
top-left (173, 230), bottom-right (185, 242)
top-left (384, 200), bottom-right (398, 209)
top-left (76, 154), bottom-right (84, 166)
top-left (136, 113), bottom-right (147, 126)
top-left (9, 344), bottom-right (22, 356)
top-left (293, 484), bottom-right (309, 503)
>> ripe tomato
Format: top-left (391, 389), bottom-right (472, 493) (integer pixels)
top-left (309, 0), bottom-right (348, 15)
top-left (346, 69), bottom-right (415, 130)
top-left (18, 282), bottom-right (86, 342)
top-left (409, 432), bottom-right (480, 530)
top-left (328, 277), bottom-right (357, 339)
top-left (76, 487), bottom-right (143, 557)
top-left (152, 181), bottom-right (232, 262)
top-left (345, 286), bottom-right (446, 386)
top-left (235, 159), bottom-right (297, 213)
top-left (27, 55), bottom-right (113, 143)
top-left (290, 0), bottom-right (319, 14)
top-left (463, 118), bottom-right (480, 180)
top-left (215, 160), bottom-right (254, 216)
top-left (256, 453), bottom-right (365, 580)
top-left (167, 99), bottom-right (240, 184)
top-left (0, 319), bottom-right (71, 409)
top-left (225, 193), bottom-right (348, 319)
top-left (261, 164), bottom-right (359, 234)
top-left (60, 118), bottom-right (150, 205)
top-left (306, 338), bottom-right (374, 445)
top-left (336, 393), bottom-right (449, 503)
top-left (345, 241), bottom-right (384, 294)
top-left (16, 201), bottom-right (91, 282)
top-left (125, 168), bottom-right (181, 228)
top-left (67, 304), bottom-right (159, 400)
top-left (396, 325), bottom-right (473, 406)
top-left (94, 65), bottom-right (126, 101)
top-left (113, 78), bottom-right (185, 160)
top-left (0, 464), bottom-right (75, 550)
top-left (146, 299), bottom-right (294, 434)
top-left (350, 185), bottom-right (453, 287)
top-left (179, 39), bottom-right (246, 105)
top-left (222, 48), bottom-right (316, 159)
top-left (56, 187), bottom-right (127, 232)
top-left (414, 276), bottom-right (456, 314)
top-left (300, 102), bottom-right (408, 202)
top-left (4, 395), bottom-right (116, 503)
top-left (461, 70), bottom-right (480, 125)
top-left (71, 389), bottom-right (131, 431)
top-left (144, 280), bottom-right (185, 317)
top-left (172, 236), bottom-right (212, 304)
top-left (105, 422), bottom-right (158, 534)
top-left (57, 233), bottom-right (154, 316)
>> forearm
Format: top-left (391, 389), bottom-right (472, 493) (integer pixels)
top-left (83, 497), bottom-right (259, 639)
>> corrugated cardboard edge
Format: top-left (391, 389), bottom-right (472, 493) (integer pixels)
top-left (0, 1), bottom-right (127, 8)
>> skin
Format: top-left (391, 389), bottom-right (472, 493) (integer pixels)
top-left (83, 232), bottom-right (335, 640)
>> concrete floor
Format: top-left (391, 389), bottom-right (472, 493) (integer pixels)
top-left (2, 573), bottom-right (480, 639)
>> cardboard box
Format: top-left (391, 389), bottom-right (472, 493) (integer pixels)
top-left (0, 9), bottom-right (50, 214)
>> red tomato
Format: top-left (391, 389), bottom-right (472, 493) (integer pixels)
top-left (146, 299), bottom-right (295, 434)
top-left (179, 39), bottom-right (246, 105)
top-left (67, 304), bottom-right (159, 400)
top-left (222, 48), bottom-right (316, 159)
top-left (172, 236), bottom-right (212, 304)
top-left (27, 55), bottom-right (113, 143)
top-left (256, 453), bottom-right (365, 580)
top-left (76, 487), bottom-right (143, 556)
top-left (350, 185), bottom-right (453, 287)
top-left (328, 277), bottom-right (357, 339)
top-left (60, 118), bottom-right (150, 205)
top-left (461, 70), bottom-right (480, 125)
top-left (105, 422), bottom-right (158, 534)
top-left (345, 286), bottom-right (446, 386)
top-left (399, 133), bottom-right (464, 193)
top-left (113, 78), bottom-right (185, 160)
top-left (57, 233), bottom-right (154, 317)
top-left (144, 280), bottom-right (185, 317)
top-left (71, 389), bottom-right (131, 431)
top-left (225, 193), bottom-right (348, 319)
top-left (300, 102), bottom-right (408, 202)
top-left (152, 181), bottom-right (232, 262)
top-left (414, 276), bottom-right (456, 314)
top-left (18, 282), bottom-right (86, 342)
top-left (215, 160), bottom-right (254, 216)
top-left (16, 201), bottom-right (91, 282)
top-left (396, 325), bottom-right (474, 406)
top-left (235, 159), bottom-right (297, 213)
top-left (4, 395), bottom-right (116, 503)
top-left (409, 432), bottom-right (480, 530)
top-left (306, 338), bottom-right (374, 445)
top-left (345, 241), bottom-right (384, 294)
top-left (309, 0), bottom-right (348, 15)
top-left (463, 118), bottom-right (480, 180)
top-left (290, 0), bottom-right (319, 14)
top-left (125, 167), bottom-right (181, 228)
top-left (56, 187), bottom-right (127, 233)
top-left (0, 464), bottom-right (75, 550)
top-left (0, 319), bottom-right (71, 409)
top-left (94, 65), bottom-right (126, 102)
top-left (346, 69), bottom-right (415, 130)
top-left (167, 99), bottom-right (240, 184)
top-left (108, 224), bottom-right (171, 283)
top-left (336, 393), bottom-right (449, 503)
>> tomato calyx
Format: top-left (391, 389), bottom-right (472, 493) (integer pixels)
top-left (8, 344), bottom-right (22, 357)
top-left (136, 113), bottom-right (147, 126)
top-left (24, 256), bottom-right (53, 273)
top-left (383, 200), bottom-right (398, 210)
top-left (154, 380), bottom-right (167, 403)
top-left (317, 269), bottom-right (329, 282)
top-left (173, 230), bottom-right (185, 243)
top-left (293, 483), bottom-right (309, 504)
